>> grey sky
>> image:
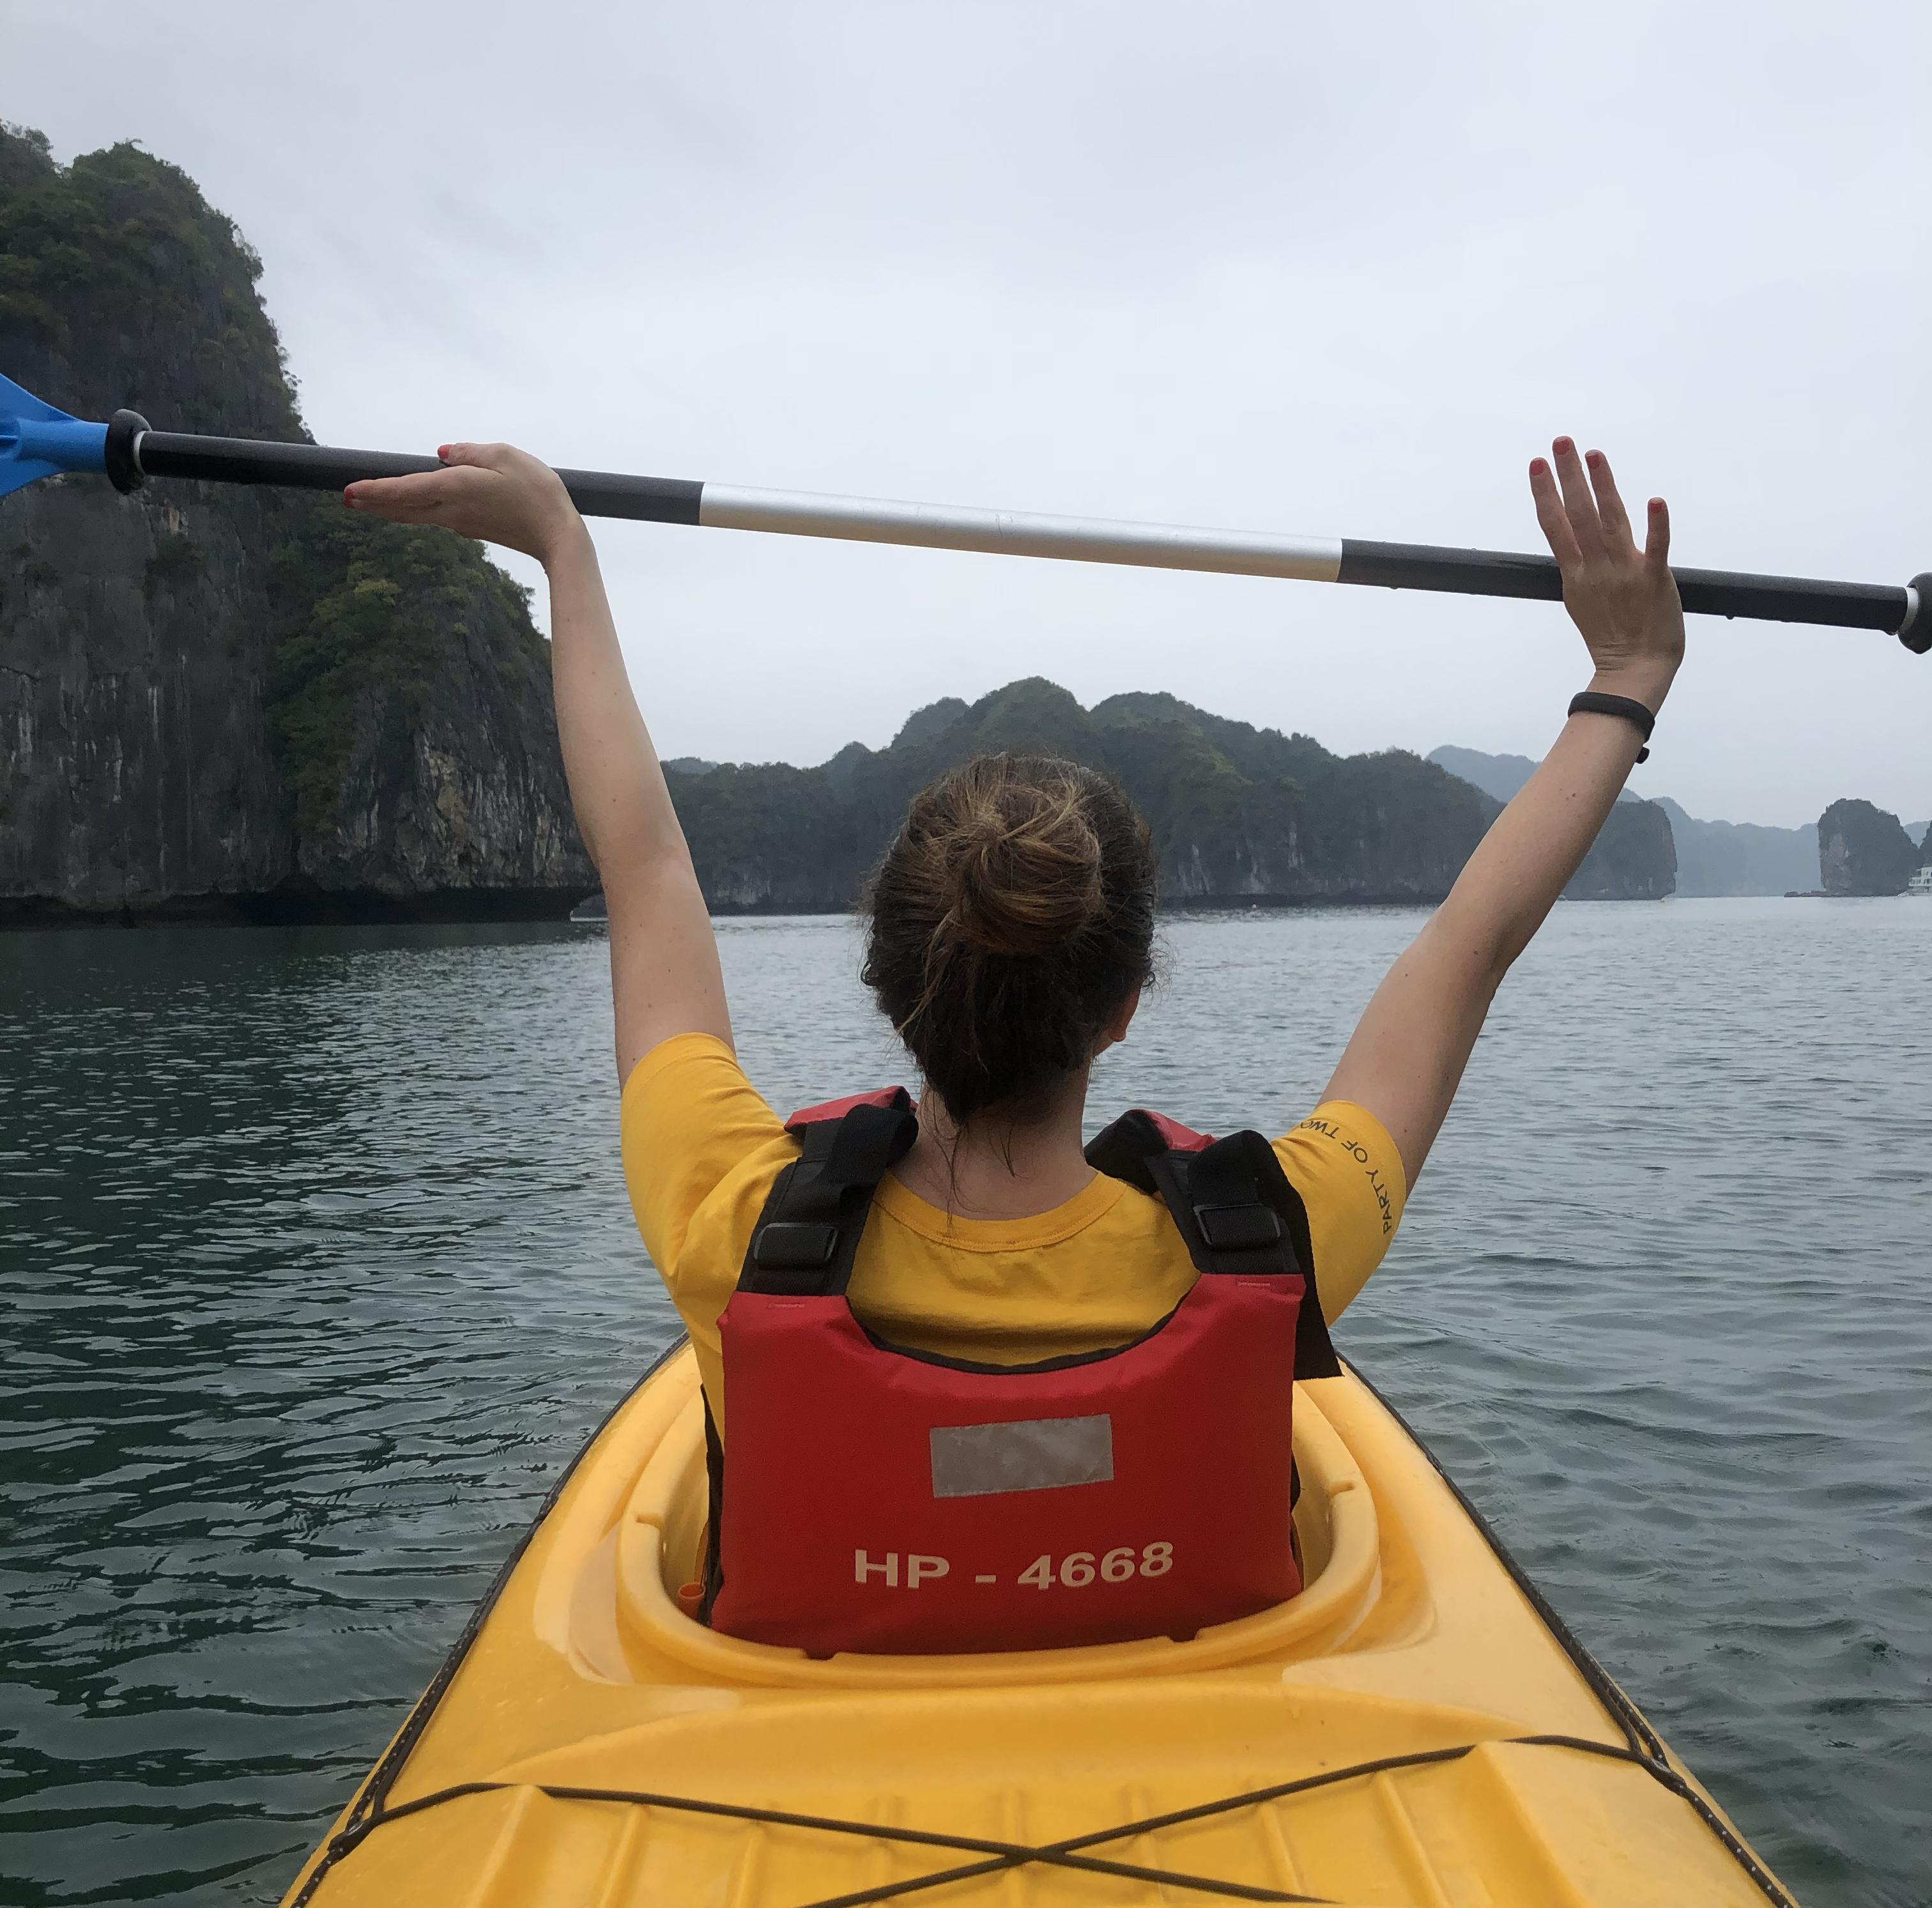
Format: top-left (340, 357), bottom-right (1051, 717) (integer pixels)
top-left (8, 0), bottom-right (1928, 826)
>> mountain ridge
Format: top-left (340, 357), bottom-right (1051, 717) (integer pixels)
top-left (664, 680), bottom-right (1676, 911)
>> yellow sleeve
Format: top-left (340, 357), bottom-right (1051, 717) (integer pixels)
top-left (1273, 1100), bottom-right (1408, 1322)
top-left (618, 1033), bottom-right (793, 1335)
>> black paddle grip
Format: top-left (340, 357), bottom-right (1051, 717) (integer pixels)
top-left (132, 431), bottom-right (704, 525)
top-left (1338, 539), bottom-right (1912, 633)
top-left (1902, 575), bottom-right (1932, 656)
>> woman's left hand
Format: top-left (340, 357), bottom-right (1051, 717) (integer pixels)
top-left (1528, 438), bottom-right (1684, 711)
top-left (344, 442), bottom-right (582, 566)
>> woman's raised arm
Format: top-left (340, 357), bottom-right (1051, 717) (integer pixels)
top-left (344, 444), bottom-right (732, 1081)
top-left (1322, 438), bottom-right (1685, 1190)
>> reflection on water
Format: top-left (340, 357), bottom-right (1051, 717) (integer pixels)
top-left (1, 901), bottom-right (1927, 1906)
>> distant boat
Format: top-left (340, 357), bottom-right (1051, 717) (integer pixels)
top-left (569, 891), bottom-right (609, 923)
top-left (1906, 866), bottom-right (1932, 896)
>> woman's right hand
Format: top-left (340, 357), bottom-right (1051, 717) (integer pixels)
top-left (344, 442), bottom-right (585, 567)
top-left (1529, 436), bottom-right (1685, 712)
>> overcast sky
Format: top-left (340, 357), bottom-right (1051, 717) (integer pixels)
top-left (8, 1), bottom-right (1929, 826)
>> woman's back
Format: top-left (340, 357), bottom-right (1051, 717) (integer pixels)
top-left (622, 1031), bottom-right (1407, 1438)
top-left (344, 429), bottom-right (1685, 1653)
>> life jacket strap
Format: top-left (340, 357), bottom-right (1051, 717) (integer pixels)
top-left (739, 1088), bottom-right (919, 1297)
top-left (1087, 1111), bottom-right (1341, 1380)
top-left (697, 1389), bottom-right (726, 1626)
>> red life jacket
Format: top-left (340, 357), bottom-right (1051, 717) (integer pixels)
top-left (702, 1089), bottom-right (1338, 1657)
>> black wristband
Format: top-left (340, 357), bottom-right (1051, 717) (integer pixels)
top-left (1567, 691), bottom-right (1655, 763)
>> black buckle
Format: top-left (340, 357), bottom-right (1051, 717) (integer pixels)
top-left (1193, 1202), bottom-right (1282, 1252)
top-left (752, 1220), bottom-right (839, 1272)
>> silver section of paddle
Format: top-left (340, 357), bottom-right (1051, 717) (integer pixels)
top-left (697, 484), bottom-right (1346, 582)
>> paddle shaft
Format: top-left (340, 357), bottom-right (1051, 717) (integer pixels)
top-left (121, 421), bottom-right (1929, 646)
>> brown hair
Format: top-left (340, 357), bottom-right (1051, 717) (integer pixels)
top-left (861, 755), bottom-right (1158, 1124)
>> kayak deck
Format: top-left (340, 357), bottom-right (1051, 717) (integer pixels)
top-left (282, 1346), bottom-right (1792, 1907)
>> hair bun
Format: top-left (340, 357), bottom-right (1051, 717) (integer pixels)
top-left (861, 752), bottom-right (1158, 1123)
top-left (942, 773), bottom-right (1106, 958)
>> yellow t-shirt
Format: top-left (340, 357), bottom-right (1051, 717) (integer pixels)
top-left (620, 1033), bottom-right (1407, 1438)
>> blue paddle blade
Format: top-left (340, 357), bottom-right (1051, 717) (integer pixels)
top-left (0, 371), bottom-right (108, 500)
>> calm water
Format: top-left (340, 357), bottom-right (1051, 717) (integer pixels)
top-left (2, 902), bottom-right (1928, 1907)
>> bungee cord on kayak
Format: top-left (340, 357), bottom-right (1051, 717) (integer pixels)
top-left (295, 1735), bottom-right (1797, 1908)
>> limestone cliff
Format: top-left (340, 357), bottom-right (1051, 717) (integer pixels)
top-left (0, 125), bottom-right (592, 923)
top-left (1816, 799), bottom-right (1919, 896)
top-left (1561, 798), bottom-right (1676, 901)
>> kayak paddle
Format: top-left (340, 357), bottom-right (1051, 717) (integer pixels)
top-left (3, 371), bottom-right (1926, 652)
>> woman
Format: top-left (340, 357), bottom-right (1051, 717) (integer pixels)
top-left (346, 438), bottom-right (1683, 1654)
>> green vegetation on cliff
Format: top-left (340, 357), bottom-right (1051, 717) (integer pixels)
top-left (0, 126), bottom-right (295, 435)
top-left (667, 678), bottom-right (1504, 911)
top-left (668, 686), bottom-right (1694, 912)
top-left (0, 123), bottom-right (590, 919)
top-left (263, 500), bottom-right (549, 842)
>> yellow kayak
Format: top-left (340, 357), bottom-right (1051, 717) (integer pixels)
top-left (281, 1344), bottom-right (1795, 1908)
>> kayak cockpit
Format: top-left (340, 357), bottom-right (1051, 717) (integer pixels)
top-left (572, 1348), bottom-right (1389, 1688)
top-left (283, 1344), bottom-right (1791, 1908)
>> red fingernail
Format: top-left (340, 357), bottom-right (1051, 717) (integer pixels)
top-left (1529, 458), bottom-right (1547, 475)
top-left (437, 445), bottom-right (450, 459)
top-left (342, 487), bottom-right (357, 507)
top-left (1586, 448), bottom-right (1604, 464)
top-left (1554, 436), bottom-right (1574, 454)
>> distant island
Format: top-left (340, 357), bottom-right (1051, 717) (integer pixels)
top-left (1434, 749), bottom-right (1928, 898)
top-left (659, 679), bottom-right (1674, 912)
top-left (1817, 799), bottom-right (1928, 896)
top-left (1431, 747), bottom-right (1820, 896)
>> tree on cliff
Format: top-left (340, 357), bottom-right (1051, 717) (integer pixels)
top-left (1816, 799), bottom-right (1919, 896)
top-left (0, 123), bottom-right (592, 923)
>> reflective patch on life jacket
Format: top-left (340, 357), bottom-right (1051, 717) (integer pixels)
top-left (929, 1414), bottom-right (1115, 1498)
